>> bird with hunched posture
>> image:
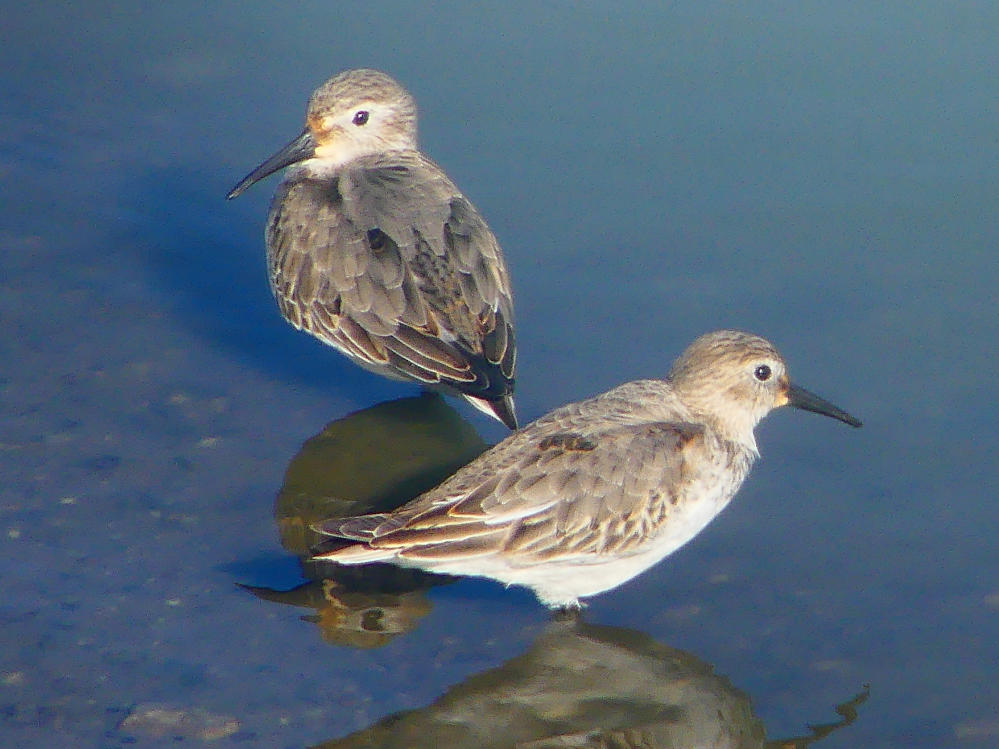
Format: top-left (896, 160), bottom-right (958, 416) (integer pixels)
top-left (312, 330), bottom-right (862, 610)
top-left (228, 69), bottom-right (518, 429)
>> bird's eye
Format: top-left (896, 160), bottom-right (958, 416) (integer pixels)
top-left (754, 364), bottom-right (772, 382)
top-left (352, 110), bottom-right (370, 126)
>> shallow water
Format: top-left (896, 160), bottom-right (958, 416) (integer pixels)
top-left (2, 2), bottom-right (998, 746)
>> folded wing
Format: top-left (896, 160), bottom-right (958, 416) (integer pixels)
top-left (315, 420), bottom-right (706, 565)
top-left (267, 156), bottom-right (516, 425)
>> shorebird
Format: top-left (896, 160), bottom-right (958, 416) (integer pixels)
top-left (228, 69), bottom-right (518, 429)
top-left (312, 330), bottom-right (862, 610)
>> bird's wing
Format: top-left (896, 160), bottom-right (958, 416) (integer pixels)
top-left (318, 420), bottom-right (709, 564)
top-left (266, 158), bottom-right (515, 402)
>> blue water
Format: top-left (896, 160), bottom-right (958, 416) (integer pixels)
top-left (2, 1), bottom-right (998, 746)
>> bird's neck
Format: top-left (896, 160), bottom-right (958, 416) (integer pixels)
top-left (674, 390), bottom-right (762, 458)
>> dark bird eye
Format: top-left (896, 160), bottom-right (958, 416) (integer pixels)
top-left (352, 110), bottom-right (369, 126)
top-left (754, 364), bottom-right (772, 382)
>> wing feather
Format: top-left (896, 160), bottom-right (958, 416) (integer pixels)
top-left (265, 153), bottom-right (516, 411)
top-left (318, 417), bottom-right (709, 565)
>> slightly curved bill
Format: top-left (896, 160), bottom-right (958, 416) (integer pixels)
top-left (227, 128), bottom-right (317, 199)
top-left (787, 383), bottom-right (863, 428)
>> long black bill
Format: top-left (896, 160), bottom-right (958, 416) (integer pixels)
top-left (226, 128), bottom-right (317, 200)
top-left (786, 383), bottom-right (863, 428)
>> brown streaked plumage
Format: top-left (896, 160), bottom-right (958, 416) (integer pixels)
top-left (313, 330), bottom-right (862, 609)
top-left (228, 69), bottom-right (518, 428)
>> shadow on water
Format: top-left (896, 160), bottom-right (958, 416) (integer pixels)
top-left (124, 165), bottom-right (404, 401)
top-left (235, 393), bottom-right (868, 747)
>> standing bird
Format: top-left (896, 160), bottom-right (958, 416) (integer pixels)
top-left (312, 330), bottom-right (863, 610)
top-left (228, 69), bottom-right (518, 429)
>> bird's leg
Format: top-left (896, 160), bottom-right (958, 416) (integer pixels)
top-left (551, 600), bottom-right (585, 622)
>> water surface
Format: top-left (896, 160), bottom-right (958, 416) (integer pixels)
top-left (2, 1), bottom-right (998, 746)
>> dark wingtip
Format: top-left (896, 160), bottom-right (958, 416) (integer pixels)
top-left (492, 395), bottom-right (519, 430)
top-left (311, 514), bottom-right (386, 541)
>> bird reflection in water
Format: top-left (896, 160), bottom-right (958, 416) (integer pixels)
top-left (241, 393), bottom-right (488, 648)
top-left (312, 618), bottom-right (868, 749)
top-left (244, 396), bottom-right (867, 746)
